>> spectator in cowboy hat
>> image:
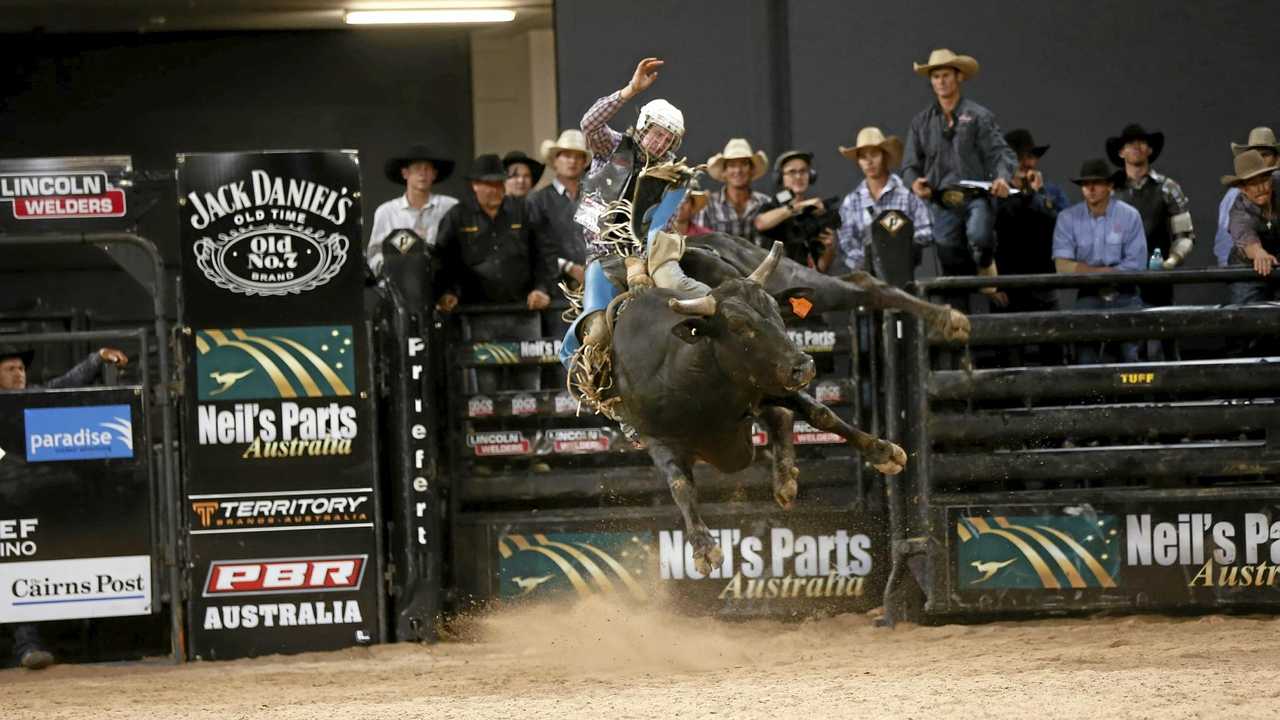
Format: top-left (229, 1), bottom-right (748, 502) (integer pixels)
top-left (1052, 158), bottom-right (1147, 364)
top-left (835, 127), bottom-right (932, 276)
top-left (1222, 149), bottom-right (1280, 303)
top-left (696, 138), bottom-right (771, 247)
top-left (366, 144), bottom-right (458, 275)
top-left (901, 48), bottom-right (1017, 300)
top-left (502, 150), bottom-right (545, 199)
top-left (1107, 123), bottom-right (1197, 280)
top-left (0, 340), bottom-right (129, 669)
top-left (434, 154), bottom-right (557, 394)
top-left (992, 128), bottom-right (1070, 312)
top-left (527, 129), bottom-right (593, 287)
top-left (1215, 127), bottom-right (1280, 269)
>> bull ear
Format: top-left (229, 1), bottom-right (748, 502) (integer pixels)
top-left (671, 318), bottom-right (712, 344)
top-left (773, 287), bottom-right (815, 319)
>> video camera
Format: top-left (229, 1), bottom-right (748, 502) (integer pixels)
top-left (775, 190), bottom-right (843, 259)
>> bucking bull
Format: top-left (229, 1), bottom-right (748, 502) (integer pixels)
top-left (584, 235), bottom-right (969, 573)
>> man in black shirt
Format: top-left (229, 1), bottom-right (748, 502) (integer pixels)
top-left (753, 150), bottom-right (838, 269)
top-left (436, 154), bottom-right (557, 393)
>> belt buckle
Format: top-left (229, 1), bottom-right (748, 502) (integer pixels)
top-left (1100, 287), bottom-right (1119, 302)
top-left (940, 189), bottom-right (967, 209)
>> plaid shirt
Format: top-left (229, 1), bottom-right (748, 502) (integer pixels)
top-left (581, 91), bottom-right (628, 174)
top-left (836, 174), bottom-right (932, 271)
top-left (696, 187), bottom-right (771, 247)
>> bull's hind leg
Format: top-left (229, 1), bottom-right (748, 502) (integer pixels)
top-left (771, 392), bottom-right (907, 475)
top-left (841, 270), bottom-right (970, 343)
top-left (646, 440), bottom-right (723, 575)
top-left (759, 405), bottom-right (799, 509)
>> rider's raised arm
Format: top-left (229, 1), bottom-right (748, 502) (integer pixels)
top-left (581, 90), bottom-right (626, 159)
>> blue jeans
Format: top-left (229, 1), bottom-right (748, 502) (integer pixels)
top-left (1073, 293), bottom-right (1143, 364)
top-left (930, 197), bottom-right (996, 274)
top-left (1229, 278), bottom-right (1280, 305)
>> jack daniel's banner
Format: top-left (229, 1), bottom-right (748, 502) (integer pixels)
top-left (176, 150), bottom-right (363, 326)
top-left (176, 150), bottom-right (382, 660)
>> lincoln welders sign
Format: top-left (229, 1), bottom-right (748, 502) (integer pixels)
top-left (176, 150), bottom-right (363, 326)
top-left (178, 149), bottom-right (382, 660)
top-left (0, 388), bottom-right (154, 623)
top-left (946, 499), bottom-right (1280, 611)
top-left (0, 156), bottom-right (131, 231)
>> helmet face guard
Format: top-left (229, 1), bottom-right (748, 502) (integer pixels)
top-left (636, 99), bottom-right (684, 156)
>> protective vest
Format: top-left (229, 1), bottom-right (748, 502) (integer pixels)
top-left (1117, 177), bottom-right (1171, 255)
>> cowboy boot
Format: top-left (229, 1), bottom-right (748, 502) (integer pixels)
top-left (648, 231), bottom-right (711, 294)
top-left (624, 256), bottom-right (653, 290)
top-left (976, 259), bottom-right (1000, 298)
top-left (580, 310), bottom-right (611, 349)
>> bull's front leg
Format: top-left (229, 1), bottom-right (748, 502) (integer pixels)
top-left (840, 270), bottom-right (970, 344)
top-left (758, 405), bottom-right (799, 509)
top-left (775, 392), bottom-right (906, 475)
top-left (645, 439), bottom-right (723, 574)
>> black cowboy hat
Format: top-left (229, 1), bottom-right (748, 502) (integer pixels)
top-left (0, 342), bottom-right (34, 367)
top-left (501, 151), bottom-right (545, 185)
top-left (467, 154), bottom-right (507, 183)
top-left (383, 144), bottom-right (455, 185)
top-left (1004, 129), bottom-right (1049, 158)
top-left (1106, 123), bottom-right (1165, 167)
top-left (1071, 157), bottom-right (1120, 185)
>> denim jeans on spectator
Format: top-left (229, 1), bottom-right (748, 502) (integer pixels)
top-left (463, 312), bottom-right (542, 394)
top-left (1073, 292), bottom-right (1143, 364)
top-left (930, 197), bottom-right (996, 275)
top-left (1228, 279), bottom-right (1280, 305)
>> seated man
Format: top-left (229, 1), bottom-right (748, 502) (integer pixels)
top-left (0, 341), bottom-right (129, 670)
top-left (435, 154), bottom-right (557, 394)
top-left (1222, 149), bottom-right (1280, 303)
top-left (1052, 158), bottom-right (1147, 364)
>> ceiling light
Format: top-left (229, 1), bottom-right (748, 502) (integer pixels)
top-left (344, 9), bottom-right (516, 24)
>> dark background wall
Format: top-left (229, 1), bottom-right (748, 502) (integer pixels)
top-left (0, 28), bottom-right (473, 327)
top-left (557, 0), bottom-right (1274, 279)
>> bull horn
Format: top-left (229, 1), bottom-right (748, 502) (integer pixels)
top-left (667, 295), bottom-right (717, 317)
top-left (746, 241), bottom-right (784, 284)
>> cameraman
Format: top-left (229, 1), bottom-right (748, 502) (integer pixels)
top-left (754, 151), bottom-right (840, 269)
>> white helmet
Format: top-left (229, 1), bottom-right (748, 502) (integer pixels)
top-left (636, 98), bottom-right (685, 153)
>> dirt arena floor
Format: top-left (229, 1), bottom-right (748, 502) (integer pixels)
top-left (3, 600), bottom-right (1277, 719)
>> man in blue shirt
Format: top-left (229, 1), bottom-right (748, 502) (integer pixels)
top-left (1052, 158), bottom-right (1147, 363)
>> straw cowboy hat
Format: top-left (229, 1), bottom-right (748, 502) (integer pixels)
top-left (839, 127), bottom-right (904, 169)
top-left (707, 138), bottom-right (768, 181)
top-left (1221, 149), bottom-right (1276, 186)
top-left (1231, 127), bottom-right (1280, 156)
top-left (540, 129), bottom-right (593, 164)
top-left (384, 144), bottom-right (454, 185)
top-left (913, 48), bottom-right (979, 78)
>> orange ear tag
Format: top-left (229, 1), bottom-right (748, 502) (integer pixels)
top-left (788, 296), bottom-right (813, 319)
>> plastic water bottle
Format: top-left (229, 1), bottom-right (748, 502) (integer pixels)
top-left (1148, 248), bottom-right (1164, 270)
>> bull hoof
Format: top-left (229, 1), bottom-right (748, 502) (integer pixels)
top-left (693, 544), bottom-right (724, 575)
top-left (773, 466), bottom-right (799, 509)
top-left (928, 307), bottom-right (970, 344)
top-left (869, 440), bottom-right (907, 476)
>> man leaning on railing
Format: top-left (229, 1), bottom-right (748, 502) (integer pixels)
top-left (0, 341), bottom-right (129, 670)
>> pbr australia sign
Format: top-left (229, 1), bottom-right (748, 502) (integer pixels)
top-left (177, 150), bottom-right (363, 326)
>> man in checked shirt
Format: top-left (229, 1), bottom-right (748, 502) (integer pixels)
top-left (559, 57), bottom-right (708, 369)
